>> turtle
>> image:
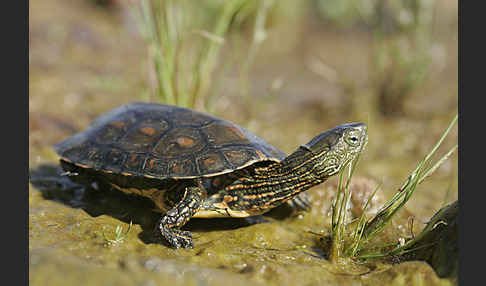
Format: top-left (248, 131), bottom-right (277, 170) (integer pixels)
top-left (55, 102), bottom-right (367, 249)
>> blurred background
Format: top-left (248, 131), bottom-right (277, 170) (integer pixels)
top-left (29, 0), bottom-right (458, 284)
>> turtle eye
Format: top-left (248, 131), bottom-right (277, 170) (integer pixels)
top-left (345, 132), bottom-right (361, 146)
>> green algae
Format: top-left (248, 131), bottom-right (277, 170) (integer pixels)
top-left (29, 164), bottom-right (455, 285)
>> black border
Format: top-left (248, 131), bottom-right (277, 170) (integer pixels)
top-left (459, 0), bottom-right (480, 285)
top-left (11, 0), bottom-right (28, 284)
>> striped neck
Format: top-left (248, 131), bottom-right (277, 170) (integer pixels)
top-left (265, 147), bottom-right (319, 177)
top-left (223, 147), bottom-right (326, 211)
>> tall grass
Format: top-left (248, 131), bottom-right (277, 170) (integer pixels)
top-left (129, 0), bottom-right (273, 112)
top-left (329, 114), bottom-right (457, 262)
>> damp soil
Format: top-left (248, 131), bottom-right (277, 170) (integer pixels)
top-left (29, 0), bottom-right (458, 285)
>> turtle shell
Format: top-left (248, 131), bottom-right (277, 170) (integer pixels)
top-left (55, 102), bottom-right (285, 179)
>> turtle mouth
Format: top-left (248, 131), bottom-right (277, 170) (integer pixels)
top-left (361, 133), bottom-right (369, 150)
top-left (358, 126), bottom-right (368, 150)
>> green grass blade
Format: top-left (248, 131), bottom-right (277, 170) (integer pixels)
top-left (418, 144), bottom-right (458, 186)
top-left (359, 113), bottom-right (457, 248)
top-left (190, 0), bottom-right (245, 108)
top-left (348, 182), bottom-right (381, 256)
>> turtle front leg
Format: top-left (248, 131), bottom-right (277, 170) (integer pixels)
top-left (158, 186), bottom-right (203, 249)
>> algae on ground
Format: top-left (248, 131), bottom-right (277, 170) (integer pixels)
top-left (29, 164), bottom-right (456, 285)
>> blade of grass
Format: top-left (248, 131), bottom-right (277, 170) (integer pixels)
top-left (331, 167), bottom-right (345, 229)
top-left (329, 166), bottom-right (346, 262)
top-left (359, 114), bottom-right (458, 247)
top-left (239, 0), bottom-right (273, 97)
top-left (418, 144), bottom-right (458, 186)
top-left (348, 182), bottom-right (382, 257)
top-left (159, 0), bottom-right (178, 104)
top-left (140, 0), bottom-right (176, 105)
top-left (190, 0), bottom-right (246, 108)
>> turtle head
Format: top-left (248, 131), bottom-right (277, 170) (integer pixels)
top-left (302, 122), bottom-right (367, 179)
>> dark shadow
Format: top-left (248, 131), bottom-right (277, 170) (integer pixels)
top-left (312, 235), bottom-right (330, 260)
top-left (264, 203), bottom-right (300, 220)
top-left (29, 163), bottom-right (272, 246)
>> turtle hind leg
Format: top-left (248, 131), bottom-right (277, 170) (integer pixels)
top-left (286, 192), bottom-right (312, 211)
top-left (157, 186), bottom-right (203, 249)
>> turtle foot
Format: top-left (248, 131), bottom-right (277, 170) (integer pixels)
top-left (168, 230), bottom-right (194, 249)
top-left (157, 223), bottom-right (194, 249)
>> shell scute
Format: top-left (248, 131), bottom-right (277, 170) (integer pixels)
top-left (202, 122), bottom-right (249, 146)
top-left (170, 108), bottom-right (214, 126)
top-left (168, 158), bottom-right (196, 178)
top-left (123, 153), bottom-right (146, 173)
top-left (104, 149), bottom-right (127, 173)
top-left (143, 157), bottom-right (168, 177)
top-left (153, 127), bottom-right (205, 157)
top-left (84, 147), bottom-right (105, 169)
top-left (119, 120), bottom-right (169, 152)
top-left (222, 148), bottom-right (255, 168)
top-left (196, 152), bottom-right (226, 174)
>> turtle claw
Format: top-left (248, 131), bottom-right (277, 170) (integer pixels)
top-left (164, 230), bottom-right (194, 249)
top-left (157, 222), bottom-right (194, 249)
